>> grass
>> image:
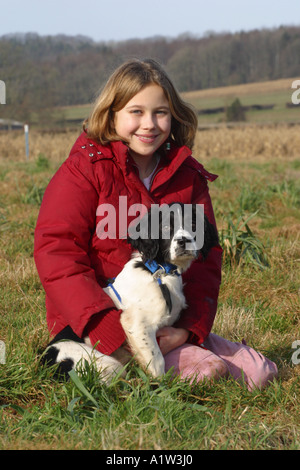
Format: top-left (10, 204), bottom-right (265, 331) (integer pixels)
top-left (0, 126), bottom-right (299, 450)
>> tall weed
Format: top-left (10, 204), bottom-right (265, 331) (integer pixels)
top-left (219, 212), bottom-right (269, 270)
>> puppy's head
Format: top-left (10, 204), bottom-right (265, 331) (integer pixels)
top-left (163, 203), bottom-right (219, 270)
top-left (128, 203), bottom-right (219, 271)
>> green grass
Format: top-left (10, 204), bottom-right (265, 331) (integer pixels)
top-left (0, 130), bottom-right (299, 450)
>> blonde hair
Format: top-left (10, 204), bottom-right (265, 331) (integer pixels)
top-left (83, 59), bottom-right (198, 149)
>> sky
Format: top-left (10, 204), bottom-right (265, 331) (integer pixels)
top-left (0, 0), bottom-right (299, 42)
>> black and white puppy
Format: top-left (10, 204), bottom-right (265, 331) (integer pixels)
top-left (41, 203), bottom-right (218, 382)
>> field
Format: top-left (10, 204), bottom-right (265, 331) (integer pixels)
top-left (182, 77), bottom-right (300, 126)
top-left (0, 124), bottom-right (299, 450)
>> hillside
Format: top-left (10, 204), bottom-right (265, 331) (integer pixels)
top-left (0, 26), bottom-right (300, 125)
top-left (183, 77), bottom-right (300, 126)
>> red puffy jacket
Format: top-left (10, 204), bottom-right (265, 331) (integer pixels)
top-left (34, 132), bottom-right (222, 354)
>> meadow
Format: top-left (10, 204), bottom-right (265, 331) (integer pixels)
top-left (183, 77), bottom-right (300, 126)
top-left (0, 124), bottom-right (299, 450)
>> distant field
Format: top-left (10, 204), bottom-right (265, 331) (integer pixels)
top-left (182, 77), bottom-right (300, 125)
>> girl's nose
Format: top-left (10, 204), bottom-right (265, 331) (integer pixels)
top-left (141, 113), bottom-right (156, 129)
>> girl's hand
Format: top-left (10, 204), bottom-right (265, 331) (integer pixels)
top-left (156, 327), bottom-right (189, 356)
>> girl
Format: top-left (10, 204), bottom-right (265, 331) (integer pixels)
top-left (34, 59), bottom-right (277, 390)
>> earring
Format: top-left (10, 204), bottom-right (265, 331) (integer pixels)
top-left (165, 142), bottom-right (171, 151)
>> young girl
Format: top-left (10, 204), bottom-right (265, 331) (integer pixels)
top-left (34, 59), bottom-right (277, 390)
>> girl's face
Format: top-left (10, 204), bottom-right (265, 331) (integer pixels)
top-left (114, 84), bottom-right (172, 161)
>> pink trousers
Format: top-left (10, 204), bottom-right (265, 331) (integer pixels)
top-left (164, 333), bottom-right (278, 391)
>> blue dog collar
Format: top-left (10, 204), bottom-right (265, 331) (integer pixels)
top-left (144, 260), bottom-right (180, 278)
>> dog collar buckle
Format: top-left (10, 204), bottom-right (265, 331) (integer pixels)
top-left (153, 266), bottom-right (165, 281)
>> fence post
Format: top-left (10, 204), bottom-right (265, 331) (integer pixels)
top-left (24, 124), bottom-right (29, 160)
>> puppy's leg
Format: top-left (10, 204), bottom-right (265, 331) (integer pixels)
top-left (121, 313), bottom-right (165, 377)
top-left (42, 341), bottom-right (125, 384)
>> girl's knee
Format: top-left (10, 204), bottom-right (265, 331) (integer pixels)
top-left (246, 353), bottom-right (278, 391)
top-left (177, 354), bottom-right (229, 383)
top-left (198, 354), bottom-right (229, 381)
top-left (229, 346), bottom-right (278, 391)
top-left (204, 334), bottom-right (278, 390)
top-left (165, 344), bottom-right (229, 383)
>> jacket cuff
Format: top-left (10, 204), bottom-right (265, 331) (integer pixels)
top-left (84, 308), bottom-right (126, 355)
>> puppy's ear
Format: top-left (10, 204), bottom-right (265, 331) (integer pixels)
top-left (200, 215), bottom-right (219, 260)
top-left (127, 236), bottom-right (160, 262)
top-left (128, 209), bottom-right (160, 261)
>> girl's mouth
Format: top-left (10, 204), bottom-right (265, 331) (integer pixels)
top-left (135, 134), bottom-right (158, 143)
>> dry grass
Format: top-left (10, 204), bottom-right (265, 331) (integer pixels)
top-left (1, 123), bottom-right (300, 163)
top-left (194, 124), bottom-right (300, 161)
top-left (0, 129), bottom-right (78, 162)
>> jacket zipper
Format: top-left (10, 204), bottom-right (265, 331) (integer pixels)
top-left (149, 167), bottom-right (163, 192)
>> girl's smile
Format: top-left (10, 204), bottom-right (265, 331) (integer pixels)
top-left (135, 134), bottom-right (159, 143)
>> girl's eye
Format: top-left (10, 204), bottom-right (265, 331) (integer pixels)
top-left (129, 109), bottom-right (169, 115)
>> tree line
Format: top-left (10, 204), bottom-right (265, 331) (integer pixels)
top-left (0, 26), bottom-right (300, 123)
